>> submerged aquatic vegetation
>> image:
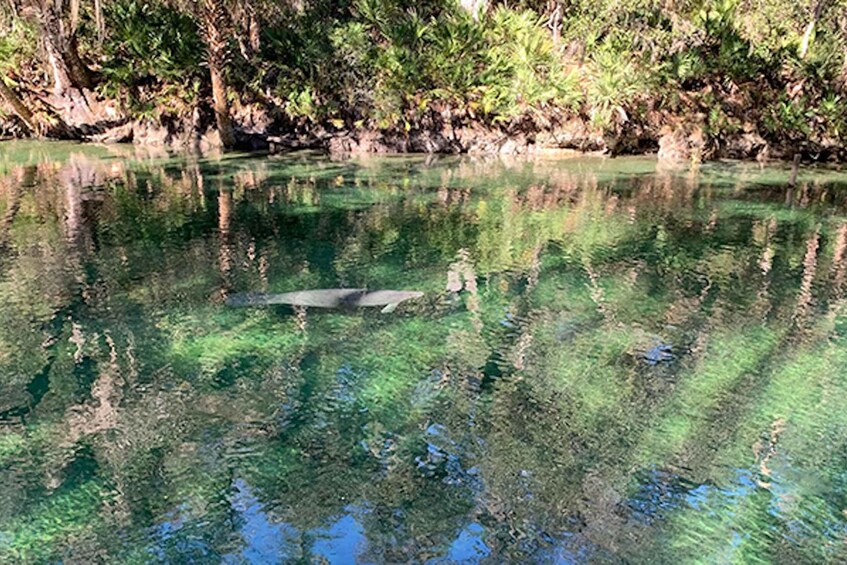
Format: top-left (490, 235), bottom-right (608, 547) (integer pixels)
top-left (2, 145), bottom-right (847, 560)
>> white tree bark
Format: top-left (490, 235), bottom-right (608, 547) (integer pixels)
top-left (459, 0), bottom-right (487, 21)
top-left (799, 0), bottom-right (830, 59)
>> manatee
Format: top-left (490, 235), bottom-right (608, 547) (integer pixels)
top-left (225, 289), bottom-right (424, 313)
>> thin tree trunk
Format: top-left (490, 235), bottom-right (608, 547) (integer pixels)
top-left (547, 0), bottom-right (564, 44)
top-left (799, 0), bottom-right (830, 59)
top-left (69, 0), bottom-right (79, 31)
top-left (237, 0), bottom-right (260, 59)
top-left (0, 75), bottom-right (39, 134)
top-left (249, 10), bottom-right (260, 54)
top-left (94, 0), bottom-right (104, 43)
top-left (203, 0), bottom-right (236, 149)
top-left (839, 46), bottom-right (847, 92)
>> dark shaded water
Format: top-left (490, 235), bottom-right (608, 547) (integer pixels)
top-left (2, 142), bottom-right (847, 563)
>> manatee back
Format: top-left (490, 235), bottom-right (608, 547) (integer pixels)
top-left (354, 290), bottom-right (425, 307)
top-left (225, 289), bottom-right (370, 308)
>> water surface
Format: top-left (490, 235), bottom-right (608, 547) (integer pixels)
top-left (2, 142), bottom-right (847, 563)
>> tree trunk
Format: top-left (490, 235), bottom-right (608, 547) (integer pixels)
top-left (237, 0), bottom-right (261, 60)
top-left (94, 0), bottom-right (104, 43)
top-left (799, 0), bottom-right (830, 59)
top-left (36, 0), bottom-right (96, 93)
top-left (210, 64), bottom-right (236, 149)
top-left (840, 53), bottom-right (847, 92)
top-left (547, 0), bottom-right (564, 44)
top-left (249, 10), bottom-right (261, 54)
top-left (203, 0), bottom-right (236, 149)
top-left (69, 0), bottom-right (79, 30)
top-left (44, 37), bottom-right (75, 94)
top-left (0, 75), bottom-right (39, 134)
top-left (65, 34), bottom-right (96, 89)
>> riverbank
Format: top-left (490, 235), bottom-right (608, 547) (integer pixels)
top-left (2, 1), bottom-right (845, 164)
top-left (4, 104), bottom-right (845, 164)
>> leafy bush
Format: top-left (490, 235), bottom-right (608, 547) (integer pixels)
top-left (5, 0), bottom-right (847, 146)
top-left (819, 93), bottom-right (847, 139)
top-left (763, 95), bottom-right (814, 139)
top-left (265, 3), bottom-right (580, 126)
top-left (0, 17), bottom-right (38, 76)
top-left (586, 43), bottom-right (650, 127)
top-left (98, 0), bottom-right (205, 113)
top-left (477, 8), bottom-right (580, 119)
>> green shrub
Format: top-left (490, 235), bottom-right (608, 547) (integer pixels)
top-left (98, 0), bottom-right (205, 113)
top-left (0, 17), bottom-right (38, 76)
top-left (425, 10), bottom-right (487, 100)
top-left (819, 93), bottom-right (846, 139)
top-left (6, 0), bottom-right (841, 144)
top-left (477, 8), bottom-right (581, 119)
top-left (586, 43), bottom-right (650, 128)
top-left (763, 95), bottom-right (815, 139)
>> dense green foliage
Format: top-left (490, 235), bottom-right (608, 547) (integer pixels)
top-left (1, 0), bottom-right (846, 146)
top-left (0, 17), bottom-right (37, 77)
top-left (97, 0), bottom-right (205, 115)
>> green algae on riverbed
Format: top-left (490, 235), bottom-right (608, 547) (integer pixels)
top-left (2, 142), bottom-right (847, 562)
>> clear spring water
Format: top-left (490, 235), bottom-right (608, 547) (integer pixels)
top-left (2, 142), bottom-right (847, 563)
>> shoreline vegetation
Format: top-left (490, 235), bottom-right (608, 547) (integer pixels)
top-left (1, 0), bottom-right (846, 162)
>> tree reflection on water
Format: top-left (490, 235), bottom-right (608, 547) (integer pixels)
top-left (1, 144), bottom-right (847, 563)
